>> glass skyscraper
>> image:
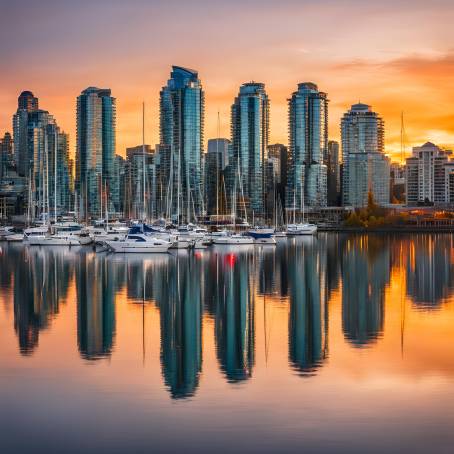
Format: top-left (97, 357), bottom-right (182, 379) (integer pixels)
top-left (159, 66), bottom-right (204, 222)
top-left (286, 83), bottom-right (328, 211)
top-left (13, 90), bottom-right (39, 177)
top-left (75, 87), bottom-right (116, 219)
top-left (230, 82), bottom-right (269, 218)
top-left (341, 103), bottom-right (387, 207)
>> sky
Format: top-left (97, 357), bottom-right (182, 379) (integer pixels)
top-left (1, 0), bottom-right (454, 162)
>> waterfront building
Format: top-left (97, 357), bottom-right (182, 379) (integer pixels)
top-left (327, 140), bottom-right (340, 206)
top-left (286, 83), bottom-right (328, 212)
top-left (341, 103), bottom-right (387, 207)
top-left (75, 87), bottom-right (116, 219)
top-left (124, 145), bottom-right (156, 220)
top-left (346, 152), bottom-right (390, 207)
top-left (13, 91), bottom-right (39, 176)
top-left (159, 66), bottom-right (204, 223)
top-left (405, 142), bottom-right (453, 206)
top-left (267, 143), bottom-right (288, 216)
top-left (205, 138), bottom-right (230, 217)
top-left (26, 109), bottom-right (72, 216)
top-left (230, 82), bottom-right (269, 219)
top-left (390, 162), bottom-right (406, 203)
top-left (0, 132), bottom-right (13, 179)
top-left (114, 155), bottom-right (126, 216)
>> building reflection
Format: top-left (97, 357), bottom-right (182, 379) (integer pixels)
top-left (406, 235), bottom-right (454, 311)
top-left (12, 246), bottom-right (73, 355)
top-left (287, 238), bottom-right (328, 376)
top-left (159, 253), bottom-right (202, 399)
top-left (341, 236), bottom-right (389, 347)
top-left (213, 248), bottom-right (255, 383)
top-left (76, 253), bottom-right (116, 360)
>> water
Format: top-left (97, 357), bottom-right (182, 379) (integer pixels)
top-left (0, 234), bottom-right (453, 453)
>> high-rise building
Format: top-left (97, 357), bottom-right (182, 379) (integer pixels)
top-left (346, 152), bottom-right (390, 207)
top-left (266, 144), bottom-right (287, 219)
top-left (0, 132), bottom-right (13, 179)
top-left (26, 109), bottom-right (72, 215)
top-left (13, 90), bottom-right (39, 176)
top-left (341, 103), bottom-right (388, 207)
top-left (159, 66), bottom-right (204, 222)
top-left (205, 138), bottom-right (230, 217)
top-left (75, 87), bottom-right (116, 219)
top-left (327, 141), bottom-right (340, 206)
top-left (124, 145), bottom-right (156, 220)
top-left (405, 142), bottom-right (453, 206)
top-left (230, 82), bottom-right (269, 218)
top-left (286, 83), bottom-right (328, 212)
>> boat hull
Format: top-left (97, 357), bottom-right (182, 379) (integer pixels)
top-left (106, 241), bottom-right (170, 253)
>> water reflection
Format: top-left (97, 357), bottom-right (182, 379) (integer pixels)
top-left (341, 236), bottom-right (389, 347)
top-left (160, 253), bottom-right (202, 399)
top-left (288, 238), bottom-right (328, 375)
top-left (406, 235), bottom-right (454, 311)
top-left (76, 253), bottom-right (117, 361)
top-left (1, 234), bottom-right (454, 398)
top-left (213, 247), bottom-right (255, 382)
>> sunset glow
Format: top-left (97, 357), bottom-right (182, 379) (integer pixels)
top-left (1, 0), bottom-right (454, 162)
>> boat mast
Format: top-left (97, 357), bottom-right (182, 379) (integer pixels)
top-left (142, 101), bottom-right (146, 223)
top-left (54, 129), bottom-right (57, 225)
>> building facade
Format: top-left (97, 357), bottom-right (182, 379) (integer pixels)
top-left (75, 87), bottom-right (117, 219)
top-left (159, 66), bottom-right (204, 223)
top-left (230, 82), bottom-right (269, 219)
top-left (405, 142), bottom-right (454, 206)
top-left (205, 138), bottom-right (230, 217)
top-left (327, 140), bottom-right (340, 206)
top-left (286, 83), bottom-right (328, 212)
top-left (341, 103), bottom-right (387, 207)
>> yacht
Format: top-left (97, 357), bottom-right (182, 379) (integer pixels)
top-left (0, 226), bottom-right (15, 240)
top-left (105, 229), bottom-right (172, 253)
top-left (286, 223), bottom-right (317, 236)
top-left (28, 222), bottom-right (90, 246)
top-left (212, 232), bottom-right (254, 245)
top-left (5, 229), bottom-right (25, 242)
top-left (23, 226), bottom-right (49, 242)
top-left (247, 227), bottom-right (276, 245)
top-left (88, 222), bottom-right (129, 243)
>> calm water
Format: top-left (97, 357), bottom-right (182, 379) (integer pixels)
top-left (1, 234), bottom-right (454, 453)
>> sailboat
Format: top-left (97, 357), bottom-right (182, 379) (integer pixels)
top-left (286, 173), bottom-right (317, 235)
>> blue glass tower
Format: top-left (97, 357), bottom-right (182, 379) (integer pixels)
top-left (230, 82), bottom-right (269, 218)
top-left (76, 87), bottom-right (116, 219)
top-left (287, 83), bottom-right (328, 211)
top-left (159, 66), bottom-right (204, 223)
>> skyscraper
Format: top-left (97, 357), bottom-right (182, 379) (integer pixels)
top-left (230, 82), bottom-right (269, 218)
top-left (0, 132), bottom-right (13, 179)
top-left (327, 140), bottom-right (340, 206)
top-left (75, 87), bottom-right (116, 219)
top-left (205, 138), bottom-right (230, 217)
top-left (341, 103), bottom-right (387, 207)
top-left (286, 83), bottom-right (328, 212)
top-left (159, 66), bottom-right (204, 222)
top-left (12, 90), bottom-right (39, 176)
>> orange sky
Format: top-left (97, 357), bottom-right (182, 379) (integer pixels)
top-left (1, 0), bottom-right (453, 163)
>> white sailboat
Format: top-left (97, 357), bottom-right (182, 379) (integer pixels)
top-left (286, 174), bottom-right (317, 235)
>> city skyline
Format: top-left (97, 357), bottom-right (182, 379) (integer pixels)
top-left (1, 0), bottom-right (454, 163)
